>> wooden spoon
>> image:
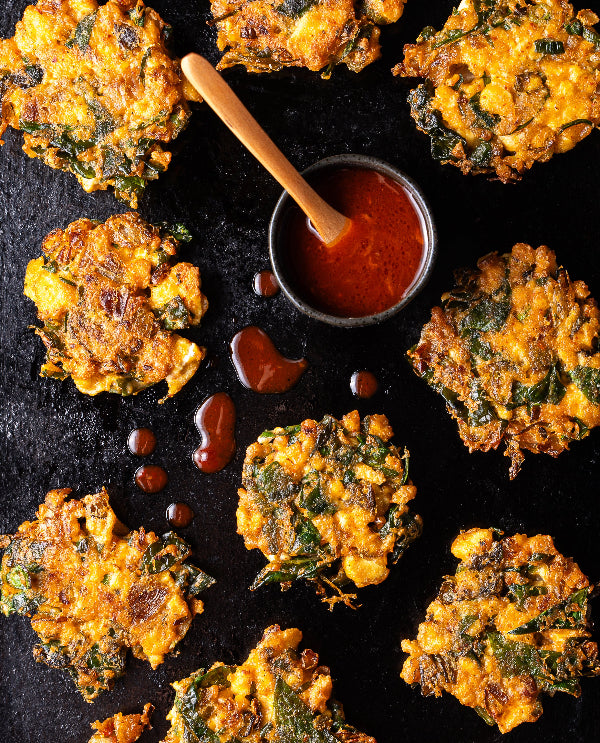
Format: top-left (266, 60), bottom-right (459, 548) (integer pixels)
top-left (181, 53), bottom-right (350, 246)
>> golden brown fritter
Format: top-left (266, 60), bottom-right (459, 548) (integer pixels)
top-left (238, 411), bottom-right (421, 607)
top-left (401, 528), bottom-right (600, 733)
top-left (394, 0), bottom-right (600, 181)
top-left (24, 212), bottom-right (208, 401)
top-left (408, 243), bottom-right (600, 478)
top-left (0, 0), bottom-right (200, 206)
top-left (90, 705), bottom-right (154, 743)
top-left (211, 0), bottom-right (406, 77)
top-left (0, 488), bottom-right (214, 702)
top-left (163, 625), bottom-right (376, 743)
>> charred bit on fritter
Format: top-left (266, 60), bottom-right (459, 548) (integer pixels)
top-left (89, 704), bottom-right (154, 743)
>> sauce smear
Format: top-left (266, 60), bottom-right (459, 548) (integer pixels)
top-left (166, 502), bottom-right (195, 528)
top-left (128, 428), bottom-right (157, 456)
top-left (230, 326), bottom-right (307, 393)
top-left (135, 464), bottom-right (168, 493)
top-left (253, 270), bottom-right (279, 297)
top-left (351, 371), bottom-right (378, 399)
top-left (285, 168), bottom-right (425, 317)
top-left (193, 392), bottom-right (236, 473)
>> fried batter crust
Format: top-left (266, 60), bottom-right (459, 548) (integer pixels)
top-left (90, 704), bottom-right (154, 743)
top-left (24, 212), bottom-right (208, 401)
top-left (0, 0), bottom-right (200, 206)
top-left (394, 0), bottom-right (600, 180)
top-left (409, 243), bottom-right (600, 477)
top-left (163, 625), bottom-right (375, 743)
top-left (0, 488), bottom-right (213, 701)
top-left (211, 0), bottom-right (406, 76)
top-left (401, 528), bottom-right (600, 733)
top-left (238, 411), bottom-right (421, 606)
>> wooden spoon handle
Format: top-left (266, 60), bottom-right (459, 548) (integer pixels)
top-left (181, 53), bottom-right (349, 245)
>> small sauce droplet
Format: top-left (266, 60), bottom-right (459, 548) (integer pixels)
top-left (193, 392), bottom-right (236, 473)
top-left (285, 168), bottom-right (426, 317)
top-left (253, 270), bottom-right (279, 297)
top-left (230, 326), bottom-right (307, 394)
top-left (166, 502), bottom-right (195, 528)
top-left (128, 428), bottom-right (157, 456)
top-left (135, 465), bottom-right (168, 493)
top-left (351, 371), bottom-right (379, 399)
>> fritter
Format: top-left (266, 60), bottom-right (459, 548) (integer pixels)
top-left (401, 528), bottom-right (600, 733)
top-left (394, 0), bottom-right (600, 181)
top-left (210, 0), bottom-right (406, 77)
top-left (238, 411), bottom-right (421, 607)
top-left (0, 488), bottom-right (215, 702)
top-left (0, 0), bottom-right (200, 206)
top-left (24, 212), bottom-right (208, 401)
top-left (408, 243), bottom-right (600, 478)
top-left (90, 704), bottom-right (153, 743)
top-left (163, 624), bottom-right (376, 743)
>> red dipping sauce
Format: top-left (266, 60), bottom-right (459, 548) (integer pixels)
top-left (350, 370), bottom-right (378, 399)
top-left (193, 392), bottom-right (236, 473)
top-left (230, 326), bottom-right (307, 394)
top-left (127, 428), bottom-right (156, 456)
top-left (253, 270), bottom-right (279, 297)
top-left (135, 464), bottom-right (168, 494)
top-left (285, 168), bottom-right (425, 317)
top-left (166, 502), bottom-right (195, 528)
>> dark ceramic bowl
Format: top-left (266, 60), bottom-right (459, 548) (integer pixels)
top-left (269, 153), bottom-right (438, 327)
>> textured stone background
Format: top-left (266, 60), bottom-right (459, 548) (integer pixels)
top-left (1, 1), bottom-right (600, 741)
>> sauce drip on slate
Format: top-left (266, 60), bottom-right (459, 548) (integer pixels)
top-left (135, 465), bottom-right (168, 493)
top-left (253, 270), bottom-right (279, 297)
top-left (127, 427), bottom-right (157, 456)
top-left (285, 168), bottom-right (425, 317)
top-left (166, 502), bottom-right (195, 528)
top-left (230, 326), bottom-right (307, 393)
top-left (351, 370), bottom-right (379, 399)
top-left (193, 392), bottom-right (236, 473)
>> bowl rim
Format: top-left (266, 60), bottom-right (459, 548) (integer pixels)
top-left (268, 153), bottom-right (438, 327)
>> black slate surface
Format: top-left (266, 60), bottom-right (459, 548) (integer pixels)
top-left (1, 1), bottom-right (599, 741)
